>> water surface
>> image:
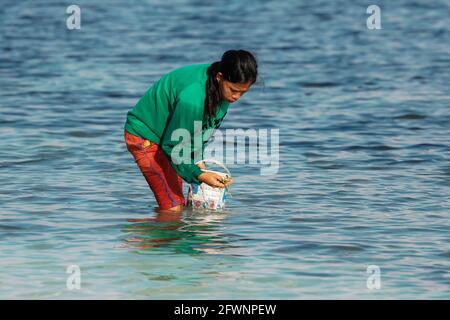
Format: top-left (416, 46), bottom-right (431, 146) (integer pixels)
top-left (0, 0), bottom-right (449, 299)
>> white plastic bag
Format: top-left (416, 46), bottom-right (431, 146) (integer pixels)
top-left (187, 159), bottom-right (231, 210)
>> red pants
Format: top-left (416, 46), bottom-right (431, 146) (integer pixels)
top-left (124, 130), bottom-right (185, 209)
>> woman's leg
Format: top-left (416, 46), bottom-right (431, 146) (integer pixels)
top-left (124, 130), bottom-right (185, 211)
top-left (165, 204), bottom-right (184, 212)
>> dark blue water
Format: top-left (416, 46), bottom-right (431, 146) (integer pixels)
top-left (0, 0), bottom-right (449, 299)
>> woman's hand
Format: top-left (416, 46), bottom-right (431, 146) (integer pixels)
top-left (222, 176), bottom-right (234, 188)
top-left (198, 172), bottom-right (233, 189)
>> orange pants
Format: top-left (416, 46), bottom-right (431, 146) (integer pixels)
top-left (124, 129), bottom-right (185, 209)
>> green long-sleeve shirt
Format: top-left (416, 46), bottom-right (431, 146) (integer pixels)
top-left (124, 63), bottom-right (230, 184)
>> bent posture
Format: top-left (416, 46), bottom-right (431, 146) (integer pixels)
top-left (124, 50), bottom-right (258, 212)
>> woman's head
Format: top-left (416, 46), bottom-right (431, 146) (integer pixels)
top-left (205, 50), bottom-right (258, 120)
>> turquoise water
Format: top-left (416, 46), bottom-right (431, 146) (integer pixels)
top-left (0, 0), bottom-right (449, 299)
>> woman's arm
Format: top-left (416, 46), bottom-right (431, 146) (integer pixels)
top-left (160, 100), bottom-right (204, 184)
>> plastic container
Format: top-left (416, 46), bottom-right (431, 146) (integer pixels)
top-left (186, 159), bottom-right (231, 210)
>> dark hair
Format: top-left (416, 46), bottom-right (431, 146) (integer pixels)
top-left (204, 50), bottom-right (258, 121)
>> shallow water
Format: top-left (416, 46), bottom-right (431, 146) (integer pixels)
top-left (0, 0), bottom-right (449, 299)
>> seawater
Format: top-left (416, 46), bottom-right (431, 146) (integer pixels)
top-left (0, 0), bottom-right (449, 299)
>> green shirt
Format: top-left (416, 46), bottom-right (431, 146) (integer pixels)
top-left (124, 63), bottom-right (230, 184)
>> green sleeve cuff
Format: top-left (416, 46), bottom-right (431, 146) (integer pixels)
top-left (191, 166), bottom-right (204, 185)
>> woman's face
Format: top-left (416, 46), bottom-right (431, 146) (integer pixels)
top-left (216, 72), bottom-right (253, 103)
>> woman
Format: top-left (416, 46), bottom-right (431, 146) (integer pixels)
top-left (124, 50), bottom-right (258, 212)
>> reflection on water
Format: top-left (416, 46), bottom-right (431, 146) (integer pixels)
top-left (121, 208), bottom-right (231, 255)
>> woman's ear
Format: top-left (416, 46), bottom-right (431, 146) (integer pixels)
top-left (216, 72), bottom-right (223, 83)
